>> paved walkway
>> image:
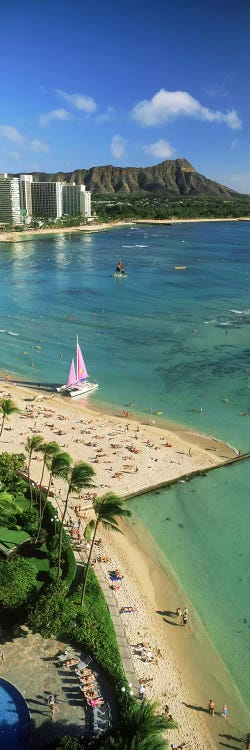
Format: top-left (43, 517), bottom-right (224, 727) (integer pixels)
top-left (55, 494), bottom-right (139, 697)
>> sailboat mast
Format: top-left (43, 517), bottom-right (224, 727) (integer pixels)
top-left (76, 334), bottom-right (78, 381)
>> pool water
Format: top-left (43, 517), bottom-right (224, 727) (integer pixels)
top-left (0, 678), bottom-right (30, 750)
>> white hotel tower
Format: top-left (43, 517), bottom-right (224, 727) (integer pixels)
top-left (0, 174), bottom-right (92, 225)
top-left (0, 173), bottom-right (22, 225)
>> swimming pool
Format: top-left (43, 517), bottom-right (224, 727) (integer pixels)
top-left (0, 678), bottom-right (30, 750)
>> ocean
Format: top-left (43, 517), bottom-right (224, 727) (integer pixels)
top-left (0, 221), bottom-right (249, 717)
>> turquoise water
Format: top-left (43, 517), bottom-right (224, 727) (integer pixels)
top-left (129, 461), bottom-right (250, 712)
top-left (0, 222), bottom-right (249, 711)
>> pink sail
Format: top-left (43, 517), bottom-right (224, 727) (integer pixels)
top-left (77, 344), bottom-right (88, 381)
top-left (67, 358), bottom-right (76, 386)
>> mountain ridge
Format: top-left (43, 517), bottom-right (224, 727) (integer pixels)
top-left (14, 158), bottom-right (241, 198)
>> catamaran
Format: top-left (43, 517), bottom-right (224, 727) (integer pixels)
top-left (57, 337), bottom-right (98, 398)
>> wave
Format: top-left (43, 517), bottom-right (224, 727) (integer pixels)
top-left (0, 329), bottom-right (18, 336)
top-left (135, 244), bottom-right (148, 248)
top-left (230, 309), bottom-right (250, 315)
top-left (122, 245), bottom-right (133, 248)
top-left (203, 319), bottom-right (217, 324)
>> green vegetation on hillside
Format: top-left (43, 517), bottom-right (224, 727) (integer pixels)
top-left (93, 193), bottom-right (250, 221)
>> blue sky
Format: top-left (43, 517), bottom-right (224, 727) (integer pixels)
top-left (0, 0), bottom-right (249, 193)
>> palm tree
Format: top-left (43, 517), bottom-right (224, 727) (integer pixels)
top-left (24, 435), bottom-right (44, 508)
top-left (0, 398), bottom-right (20, 437)
top-left (81, 492), bottom-right (131, 607)
top-left (40, 449), bottom-right (72, 532)
top-left (57, 460), bottom-right (95, 581)
top-left (123, 700), bottom-right (178, 749)
top-left (35, 441), bottom-right (61, 542)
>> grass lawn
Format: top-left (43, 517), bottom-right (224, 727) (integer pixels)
top-left (0, 526), bottom-right (30, 549)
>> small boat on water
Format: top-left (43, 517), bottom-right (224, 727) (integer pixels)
top-left (113, 259), bottom-right (127, 278)
top-left (57, 337), bottom-right (98, 398)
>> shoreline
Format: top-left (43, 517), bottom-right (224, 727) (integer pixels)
top-left (103, 516), bottom-right (250, 747)
top-left (0, 215), bottom-right (250, 243)
top-left (0, 379), bottom-right (247, 748)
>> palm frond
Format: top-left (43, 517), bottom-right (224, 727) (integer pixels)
top-left (25, 435), bottom-right (44, 453)
top-left (41, 441), bottom-right (61, 468)
top-left (0, 398), bottom-right (20, 416)
top-left (94, 493), bottom-right (131, 525)
top-left (69, 461), bottom-right (95, 492)
top-left (124, 700), bottom-right (171, 740)
top-left (51, 451), bottom-right (72, 481)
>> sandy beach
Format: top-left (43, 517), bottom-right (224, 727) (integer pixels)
top-left (0, 221), bottom-right (130, 243)
top-left (0, 215), bottom-right (249, 243)
top-left (0, 380), bottom-right (245, 749)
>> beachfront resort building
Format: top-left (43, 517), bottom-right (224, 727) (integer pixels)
top-left (20, 174), bottom-right (33, 218)
top-left (0, 173), bottom-right (22, 225)
top-left (0, 173), bottom-right (92, 224)
top-left (31, 181), bottom-right (63, 220)
top-left (62, 183), bottom-right (91, 218)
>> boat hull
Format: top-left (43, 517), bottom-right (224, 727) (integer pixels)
top-left (57, 381), bottom-right (98, 398)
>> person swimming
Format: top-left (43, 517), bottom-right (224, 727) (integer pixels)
top-left (116, 260), bottom-right (121, 273)
top-left (121, 266), bottom-right (125, 274)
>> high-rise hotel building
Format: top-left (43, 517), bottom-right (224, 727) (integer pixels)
top-left (0, 174), bottom-right (22, 224)
top-left (0, 174), bottom-right (91, 224)
top-left (62, 183), bottom-right (91, 217)
top-left (31, 181), bottom-right (63, 219)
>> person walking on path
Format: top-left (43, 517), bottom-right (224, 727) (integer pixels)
top-left (209, 699), bottom-right (215, 716)
top-left (48, 694), bottom-right (56, 719)
top-left (139, 684), bottom-right (145, 699)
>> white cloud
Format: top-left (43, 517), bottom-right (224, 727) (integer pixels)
top-left (0, 124), bottom-right (49, 160)
top-left (96, 106), bottom-right (116, 123)
top-left (230, 139), bottom-right (238, 150)
top-left (131, 89), bottom-right (242, 130)
top-left (30, 139), bottom-right (49, 153)
top-left (0, 125), bottom-right (25, 143)
top-left (143, 139), bottom-right (175, 159)
top-left (56, 89), bottom-right (97, 113)
top-left (39, 109), bottom-right (73, 126)
top-left (111, 134), bottom-right (126, 159)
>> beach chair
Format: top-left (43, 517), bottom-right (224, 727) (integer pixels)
top-left (75, 655), bottom-right (92, 671)
top-left (57, 651), bottom-right (72, 663)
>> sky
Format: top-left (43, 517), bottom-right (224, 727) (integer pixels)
top-left (0, 0), bottom-right (249, 193)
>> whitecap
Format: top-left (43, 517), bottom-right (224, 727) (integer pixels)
top-left (230, 309), bottom-right (250, 315)
top-left (135, 244), bottom-right (147, 248)
top-left (204, 319), bottom-right (216, 324)
top-left (0, 329), bottom-right (18, 336)
top-left (122, 245), bottom-right (133, 248)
